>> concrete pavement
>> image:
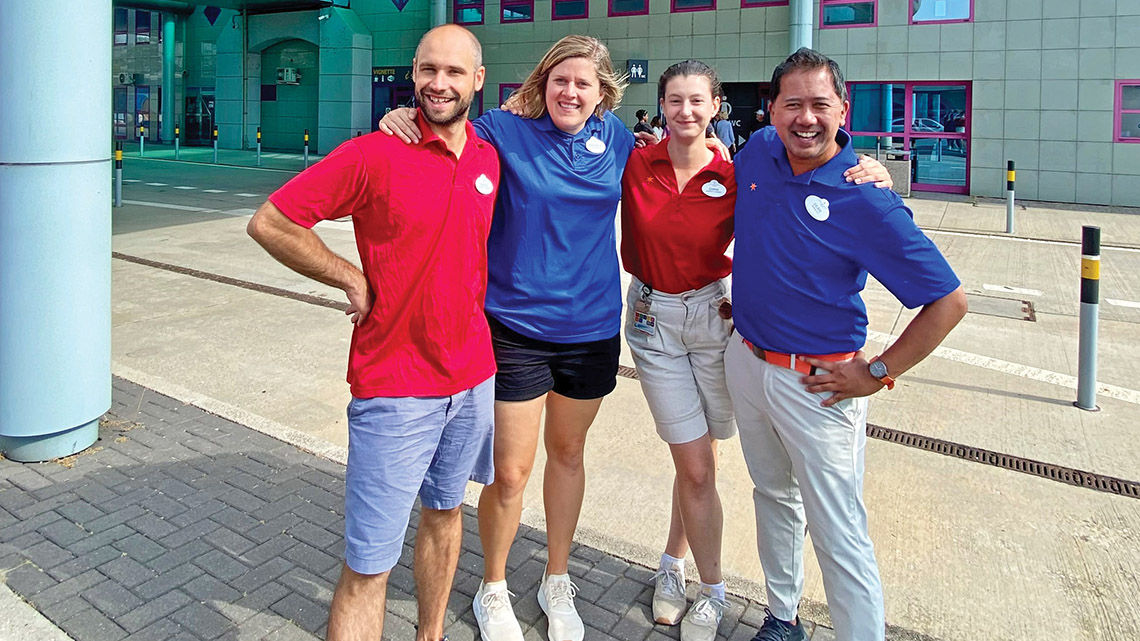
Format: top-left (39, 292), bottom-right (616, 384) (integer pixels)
top-left (3, 153), bottom-right (1139, 640)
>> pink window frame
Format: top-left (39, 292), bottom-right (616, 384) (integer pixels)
top-left (552, 0), bottom-right (588, 20)
top-left (671, 0), bottom-right (716, 13)
top-left (499, 83), bottom-right (523, 107)
top-left (453, 0), bottom-right (485, 26)
top-left (1114, 80), bottom-right (1140, 143)
top-left (845, 80), bottom-right (972, 194)
top-left (501, 0), bottom-right (534, 23)
top-left (820, 0), bottom-right (877, 29)
top-left (741, 0), bottom-right (787, 8)
top-left (609, 0), bottom-right (649, 17)
top-left (908, 0), bottom-right (973, 25)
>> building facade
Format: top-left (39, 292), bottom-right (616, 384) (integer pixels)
top-left (111, 0), bottom-right (1140, 206)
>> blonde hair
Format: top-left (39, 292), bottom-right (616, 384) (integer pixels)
top-left (510, 35), bottom-right (627, 120)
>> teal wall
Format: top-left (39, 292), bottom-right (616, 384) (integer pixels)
top-left (260, 40), bottom-right (320, 152)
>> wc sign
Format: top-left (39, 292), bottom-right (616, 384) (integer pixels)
top-left (627, 60), bottom-right (648, 83)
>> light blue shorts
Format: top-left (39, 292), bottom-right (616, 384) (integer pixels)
top-left (343, 375), bottom-right (495, 575)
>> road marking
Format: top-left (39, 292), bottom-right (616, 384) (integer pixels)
top-left (924, 229), bottom-right (1140, 254)
top-left (144, 182), bottom-right (167, 186)
top-left (203, 189), bottom-right (226, 193)
top-left (173, 186), bottom-right (196, 190)
top-left (983, 284), bottom-right (1043, 297)
top-left (1106, 298), bottom-right (1140, 309)
top-left (123, 179), bottom-right (141, 183)
top-left (235, 193), bottom-right (261, 198)
top-left (867, 329), bottom-right (1140, 406)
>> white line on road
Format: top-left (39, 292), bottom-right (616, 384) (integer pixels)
top-left (173, 186), bottom-right (196, 190)
top-left (868, 330), bottom-right (1140, 406)
top-left (235, 193), bottom-right (261, 198)
top-left (983, 284), bottom-right (1043, 297)
top-left (924, 229), bottom-right (1140, 254)
top-left (203, 189), bottom-right (227, 193)
top-left (144, 182), bottom-right (167, 186)
top-left (123, 179), bottom-right (141, 183)
top-left (1106, 298), bottom-right (1140, 309)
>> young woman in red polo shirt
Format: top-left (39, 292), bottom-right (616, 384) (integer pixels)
top-left (621, 60), bottom-right (892, 641)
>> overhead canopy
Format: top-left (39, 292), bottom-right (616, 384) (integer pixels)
top-left (113, 0), bottom-right (348, 16)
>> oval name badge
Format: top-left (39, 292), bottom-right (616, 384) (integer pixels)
top-left (475, 174), bottom-right (494, 195)
top-left (805, 194), bottom-right (830, 221)
top-left (585, 136), bottom-right (606, 154)
top-left (701, 180), bottom-right (727, 198)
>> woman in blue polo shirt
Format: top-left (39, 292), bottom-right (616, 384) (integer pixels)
top-left (381, 35), bottom-right (633, 641)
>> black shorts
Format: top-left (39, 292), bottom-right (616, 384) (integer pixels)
top-left (488, 314), bottom-right (620, 402)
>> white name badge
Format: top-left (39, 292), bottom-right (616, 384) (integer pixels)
top-left (585, 136), bottom-right (606, 154)
top-left (475, 174), bottom-right (494, 195)
top-left (701, 180), bottom-right (727, 198)
top-left (805, 194), bottom-right (830, 221)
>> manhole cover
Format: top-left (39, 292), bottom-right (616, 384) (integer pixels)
top-left (966, 294), bottom-right (1035, 321)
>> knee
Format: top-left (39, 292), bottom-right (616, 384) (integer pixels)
top-left (545, 437), bottom-right (586, 469)
top-left (489, 463), bottom-right (533, 497)
top-left (676, 464), bottom-right (717, 495)
top-left (420, 505), bottom-right (462, 524)
top-left (337, 563), bottom-right (390, 593)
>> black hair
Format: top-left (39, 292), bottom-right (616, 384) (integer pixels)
top-left (650, 115), bottom-right (662, 127)
top-left (769, 48), bottom-right (847, 105)
top-left (636, 109), bottom-right (648, 119)
top-left (657, 59), bottom-right (722, 102)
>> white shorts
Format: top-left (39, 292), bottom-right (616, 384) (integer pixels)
top-left (624, 276), bottom-right (736, 445)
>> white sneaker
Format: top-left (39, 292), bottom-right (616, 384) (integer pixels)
top-left (680, 593), bottom-right (727, 641)
top-left (473, 581), bottom-right (524, 641)
top-left (537, 573), bottom-right (584, 641)
top-left (652, 566), bottom-right (687, 625)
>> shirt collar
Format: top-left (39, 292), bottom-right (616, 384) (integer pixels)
top-left (768, 128), bottom-right (857, 185)
top-left (648, 137), bottom-right (733, 181)
top-left (415, 110), bottom-right (484, 157)
top-left (532, 111), bottom-right (606, 139)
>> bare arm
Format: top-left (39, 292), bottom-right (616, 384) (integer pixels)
top-left (801, 286), bottom-right (968, 406)
top-left (247, 200), bottom-right (373, 325)
top-left (377, 107), bottom-right (422, 144)
top-left (844, 155), bottom-right (894, 189)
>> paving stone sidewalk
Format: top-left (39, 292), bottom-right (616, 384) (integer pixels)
top-left (0, 377), bottom-right (837, 641)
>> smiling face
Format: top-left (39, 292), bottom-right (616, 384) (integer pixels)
top-left (412, 28), bottom-right (485, 128)
top-left (770, 66), bottom-right (849, 175)
top-left (544, 56), bottom-right (603, 135)
top-left (659, 74), bottom-right (720, 142)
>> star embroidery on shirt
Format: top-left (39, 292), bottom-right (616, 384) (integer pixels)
top-left (647, 177), bottom-right (655, 184)
top-left (750, 183), bottom-right (757, 191)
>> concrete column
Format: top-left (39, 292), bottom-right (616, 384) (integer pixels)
top-left (162, 13), bottom-right (176, 141)
top-left (0, 0), bottom-right (110, 461)
top-left (789, 0), bottom-right (812, 53)
top-left (432, 0), bottom-right (447, 27)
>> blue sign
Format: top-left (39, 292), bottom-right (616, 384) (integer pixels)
top-left (627, 60), bottom-right (648, 84)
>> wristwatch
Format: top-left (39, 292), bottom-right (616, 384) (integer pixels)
top-left (868, 356), bottom-right (895, 390)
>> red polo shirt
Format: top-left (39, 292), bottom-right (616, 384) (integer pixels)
top-left (620, 140), bottom-right (736, 294)
top-left (269, 113), bottom-right (500, 398)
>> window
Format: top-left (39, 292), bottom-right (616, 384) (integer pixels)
top-left (1116, 81), bottom-right (1140, 143)
top-left (610, 0), bottom-right (649, 17)
top-left (741, 0), bottom-right (787, 7)
top-left (672, 0), bottom-right (715, 12)
top-left (499, 83), bottom-right (522, 107)
top-left (135, 10), bottom-right (151, 45)
top-left (552, 0), bottom-right (588, 20)
top-left (454, 0), bottom-right (484, 25)
top-left (847, 81), bottom-right (971, 193)
top-left (820, 0), bottom-right (876, 28)
top-left (910, 0), bottom-right (972, 24)
top-left (114, 8), bottom-right (128, 45)
top-left (502, 0), bottom-right (534, 22)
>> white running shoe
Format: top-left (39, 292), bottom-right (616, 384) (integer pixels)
top-left (680, 593), bottom-right (727, 641)
top-left (537, 573), bottom-right (584, 641)
top-left (473, 581), bottom-right (524, 641)
top-left (652, 566), bottom-right (687, 625)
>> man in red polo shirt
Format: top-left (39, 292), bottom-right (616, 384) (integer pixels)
top-left (247, 24), bottom-right (499, 641)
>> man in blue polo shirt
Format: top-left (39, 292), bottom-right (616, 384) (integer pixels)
top-left (726, 49), bottom-right (967, 641)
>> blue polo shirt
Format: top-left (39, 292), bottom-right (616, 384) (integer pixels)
top-left (474, 109), bottom-right (635, 343)
top-left (732, 127), bottom-right (960, 354)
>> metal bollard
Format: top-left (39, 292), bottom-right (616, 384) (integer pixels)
top-left (114, 142), bottom-right (123, 207)
top-left (174, 125), bottom-right (180, 159)
top-left (138, 124), bottom-right (145, 156)
top-left (303, 129), bottom-right (310, 167)
top-left (213, 126), bottom-right (219, 164)
top-left (1005, 160), bottom-right (1015, 234)
top-left (256, 127), bottom-right (262, 166)
top-left (1075, 226), bottom-right (1101, 411)
top-left (356, 130), bottom-right (362, 138)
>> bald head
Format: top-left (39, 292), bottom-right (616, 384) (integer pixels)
top-left (414, 24), bottom-right (482, 69)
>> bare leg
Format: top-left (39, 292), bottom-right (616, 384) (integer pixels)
top-left (478, 396), bottom-right (545, 582)
top-left (415, 506), bottom-right (464, 641)
top-left (542, 392), bottom-right (604, 575)
top-left (664, 478), bottom-right (689, 559)
top-left (327, 564), bottom-right (389, 641)
top-left (670, 436), bottom-right (723, 584)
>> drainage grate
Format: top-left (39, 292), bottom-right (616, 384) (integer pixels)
top-left (617, 365), bottom-right (639, 380)
top-left (867, 423), bottom-right (1139, 499)
top-left (966, 294), bottom-right (1036, 322)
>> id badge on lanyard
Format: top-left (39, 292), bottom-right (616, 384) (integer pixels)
top-left (633, 284), bottom-right (656, 336)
